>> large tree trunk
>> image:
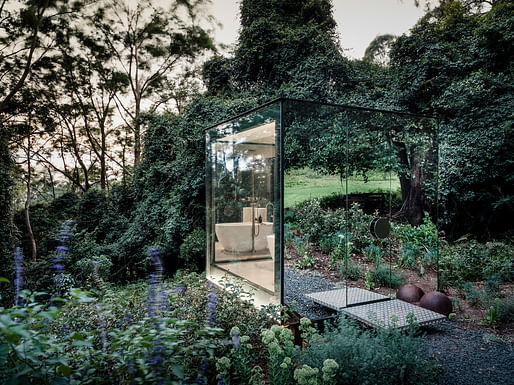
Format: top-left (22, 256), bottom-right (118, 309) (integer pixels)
top-left (394, 141), bottom-right (425, 225)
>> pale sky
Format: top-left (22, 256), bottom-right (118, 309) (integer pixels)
top-left (208, 0), bottom-right (426, 59)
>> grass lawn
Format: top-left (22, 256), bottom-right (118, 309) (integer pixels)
top-left (284, 167), bottom-right (400, 208)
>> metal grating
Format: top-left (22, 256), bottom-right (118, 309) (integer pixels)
top-left (340, 299), bottom-right (447, 329)
top-left (305, 288), bottom-right (389, 310)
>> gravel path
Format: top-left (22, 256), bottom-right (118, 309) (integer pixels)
top-left (284, 268), bottom-right (336, 320)
top-left (422, 321), bottom-right (514, 385)
top-left (285, 268), bottom-right (514, 385)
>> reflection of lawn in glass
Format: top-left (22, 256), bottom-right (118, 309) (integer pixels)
top-left (284, 168), bottom-right (400, 208)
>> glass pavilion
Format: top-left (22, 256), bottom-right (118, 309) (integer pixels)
top-left (205, 98), bottom-right (439, 314)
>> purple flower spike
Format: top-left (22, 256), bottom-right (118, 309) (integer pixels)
top-left (57, 220), bottom-right (74, 242)
top-left (232, 332), bottom-right (241, 348)
top-left (13, 247), bottom-right (24, 306)
top-left (146, 247), bottom-right (164, 318)
top-left (206, 285), bottom-right (219, 327)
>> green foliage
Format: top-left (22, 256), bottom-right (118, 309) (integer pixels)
top-left (481, 298), bottom-right (502, 329)
top-left (289, 200), bottom-right (372, 247)
top-left (73, 255), bottom-right (112, 286)
top-left (261, 325), bottom-right (297, 385)
top-left (340, 262), bottom-right (361, 281)
top-left (1, 272), bottom-right (279, 384)
top-left (390, 0), bottom-right (514, 238)
top-left (0, 134), bottom-right (15, 289)
top-left (295, 253), bottom-right (315, 270)
top-left (319, 233), bottom-right (340, 254)
top-left (362, 244), bottom-right (384, 264)
top-left (439, 240), bottom-right (513, 287)
top-left (298, 316), bottom-right (437, 385)
top-left (370, 264), bottom-right (405, 289)
top-left (394, 216), bottom-right (438, 270)
top-left (365, 269), bottom-right (375, 291)
top-left (178, 227), bottom-right (205, 272)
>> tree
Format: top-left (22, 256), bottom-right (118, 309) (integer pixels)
top-left (363, 34), bottom-right (397, 66)
top-left (94, 0), bottom-right (215, 166)
top-left (0, 0), bottom-right (83, 118)
top-left (390, 0), bottom-right (514, 237)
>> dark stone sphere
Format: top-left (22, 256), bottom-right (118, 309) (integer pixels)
top-left (397, 284), bottom-right (425, 303)
top-left (419, 291), bottom-right (452, 316)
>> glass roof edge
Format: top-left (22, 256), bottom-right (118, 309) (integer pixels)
top-left (281, 97), bottom-right (438, 119)
top-left (202, 98), bottom-right (282, 132)
top-left (202, 97), bottom-right (437, 132)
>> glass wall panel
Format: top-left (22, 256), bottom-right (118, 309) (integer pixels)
top-left (281, 100), bottom-right (438, 320)
top-left (206, 103), bottom-right (281, 307)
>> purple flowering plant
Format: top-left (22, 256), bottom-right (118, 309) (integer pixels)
top-left (13, 247), bottom-right (24, 306)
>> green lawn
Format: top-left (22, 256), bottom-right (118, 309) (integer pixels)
top-left (284, 168), bottom-right (400, 208)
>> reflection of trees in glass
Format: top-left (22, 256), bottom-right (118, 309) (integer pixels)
top-left (284, 103), bottom-right (437, 225)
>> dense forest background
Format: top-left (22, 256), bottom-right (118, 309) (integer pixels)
top-left (1, 0), bottom-right (513, 298)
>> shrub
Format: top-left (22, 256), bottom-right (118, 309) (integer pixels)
top-left (362, 243), bottom-right (384, 264)
top-left (291, 198), bottom-right (326, 243)
top-left (298, 316), bottom-right (437, 385)
top-left (178, 227), bottom-right (205, 272)
top-left (73, 254), bottom-right (112, 286)
top-left (370, 264), bottom-right (405, 289)
top-left (394, 216), bottom-right (438, 271)
top-left (319, 233), bottom-right (341, 254)
top-left (439, 240), bottom-right (513, 286)
top-left (340, 262), bottom-right (361, 281)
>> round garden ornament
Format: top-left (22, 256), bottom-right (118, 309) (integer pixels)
top-left (396, 284), bottom-right (424, 303)
top-left (419, 291), bottom-right (452, 316)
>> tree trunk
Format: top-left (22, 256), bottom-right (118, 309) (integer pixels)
top-left (101, 124), bottom-right (106, 189)
top-left (394, 141), bottom-right (425, 225)
top-left (25, 126), bottom-right (37, 262)
top-left (134, 96), bottom-right (141, 166)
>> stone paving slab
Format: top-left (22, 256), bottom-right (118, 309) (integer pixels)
top-left (305, 288), bottom-right (446, 329)
top-left (340, 299), bottom-right (446, 329)
top-left (305, 288), bottom-right (389, 310)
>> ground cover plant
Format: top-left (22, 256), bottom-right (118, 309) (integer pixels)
top-left (285, 196), bottom-right (514, 331)
top-left (1, 237), bottom-right (442, 385)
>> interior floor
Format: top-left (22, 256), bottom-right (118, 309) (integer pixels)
top-left (214, 259), bottom-right (275, 293)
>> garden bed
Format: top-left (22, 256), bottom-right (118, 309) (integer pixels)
top-left (285, 241), bottom-right (514, 340)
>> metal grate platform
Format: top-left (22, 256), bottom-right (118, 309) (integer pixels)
top-left (340, 299), bottom-right (447, 329)
top-left (305, 288), bottom-right (389, 310)
top-left (305, 288), bottom-right (446, 329)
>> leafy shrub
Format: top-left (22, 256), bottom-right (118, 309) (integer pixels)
top-left (394, 216), bottom-right (438, 271)
top-left (439, 240), bottom-right (513, 286)
top-left (291, 198), bottom-right (326, 243)
top-left (319, 233), bottom-right (341, 254)
top-left (295, 253), bottom-right (315, 270)
top-left (340, 262), bottom-right (361, 281)
top-left (370, 264), bottom-right (405, 289)
top-left (298, 316), bottom-right (437, 385)
top-left (178, 227), bottom-right (205, 272)
top-left (362, 243), bottom-right (384, 264)
top-left (73, 254), bottom-right (112, 286)
top-left (345, 204), bottom-right (374, 249)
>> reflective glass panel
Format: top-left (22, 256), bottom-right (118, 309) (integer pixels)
top-left (206, 103), bottom-right (281, 307)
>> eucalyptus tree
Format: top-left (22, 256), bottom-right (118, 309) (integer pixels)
top-left (39, 5), bottom-right (131, 191)
top-left (93, 0), bottom-right (215, 166)
top-left (0, 0), bottom-right (84, 278)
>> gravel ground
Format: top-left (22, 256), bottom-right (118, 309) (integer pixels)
top-left (285, 268), bottom-right (514, 385)
top-left (422, 321), bottom-right (514, 385)
top-left (284, 268), bottom-right (336, 320)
